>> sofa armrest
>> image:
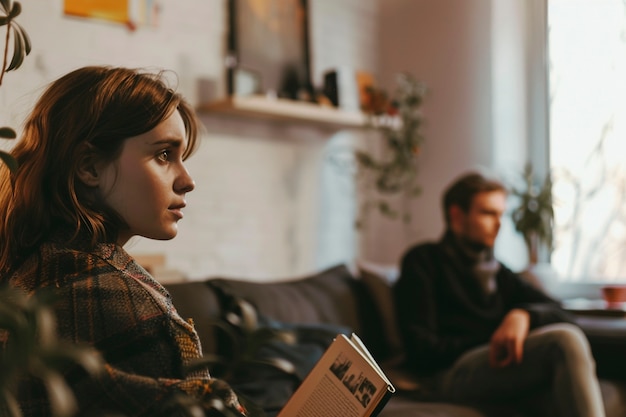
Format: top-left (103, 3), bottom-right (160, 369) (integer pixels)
top-left (575, 316), bottom-right (626, 381)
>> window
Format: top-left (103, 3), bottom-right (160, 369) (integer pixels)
top-left (548, 0), bottom-right (626, 282)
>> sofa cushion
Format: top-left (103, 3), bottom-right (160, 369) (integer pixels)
top-left (207, 264), bottom-right (360, 328)
top-left (206, 264), bottom-right (390, 359)
top-left (358, 266), bottom-right (404, 359)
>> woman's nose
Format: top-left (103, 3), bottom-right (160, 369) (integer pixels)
top-left (175, 166), bottom-right (195, 193)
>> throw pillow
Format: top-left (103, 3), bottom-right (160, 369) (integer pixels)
top-left (358, 266), bottom-right (404, 359)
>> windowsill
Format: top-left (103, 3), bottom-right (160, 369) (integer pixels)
top-left (561, 298), bottom-right (626, 318)
top-left (526, 263), bottom-right (617, 301)
top-left (542, 279), bottom-right (617, 302)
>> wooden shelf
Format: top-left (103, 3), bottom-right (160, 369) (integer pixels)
top-left (197, 95), bottom-right (367, 128)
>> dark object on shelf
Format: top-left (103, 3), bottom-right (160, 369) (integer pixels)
top-left (322, 68), bottom-right (361, 111)
top-left (323, 70), bottom-right (339, 107)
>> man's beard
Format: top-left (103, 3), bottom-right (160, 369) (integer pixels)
top-left (459, 234), bottom-right (491, 253)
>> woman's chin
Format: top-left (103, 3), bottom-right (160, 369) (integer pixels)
top-left (143, 229), bottom-right (178, 241)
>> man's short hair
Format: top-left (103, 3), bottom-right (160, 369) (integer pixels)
top-left (442, 171), bottom-right (507, 226)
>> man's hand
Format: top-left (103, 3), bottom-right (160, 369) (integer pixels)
top-left (489, 309), bottom-right (530, 368)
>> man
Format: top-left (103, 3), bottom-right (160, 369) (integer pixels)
top-left (393, 171), bottom-right (605, 417)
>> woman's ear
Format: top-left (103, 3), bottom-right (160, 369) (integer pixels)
top-left (76, 155), bottom-right (100, 187)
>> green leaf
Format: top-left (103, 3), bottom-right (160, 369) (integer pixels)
top-left (38, 344), bottom-right (104, 376)
top-left (0, 126), bottom-right (16, 138)
top-left (7, 1), bottom-right (19, 19)
top-left (71, 348), bottom-right (104, 376)
top-left (0, 0), bottom-right (10, 15)
top-left (378, 201), bottom-right (398, 218)
top-left (42, 371), bottom-right (77, 417)
top-left (355, 151), bottom-right (376, 168)
top-left (14, 22), bottom-right (30, 55)
top-left (0, 301), bottom-right (28, 330)
top-left (34, 307), bottom-right (58, 347)
top-left (0, 150), bottom-right (17, 171)
top-left (0, 392), bottom-right (22, 417)
top-left (250, 357), bottom-right (296, 375)
top-left (6, 26), bottom-right (24, 72)
top-left (234, 298), bottom-right (258, 331)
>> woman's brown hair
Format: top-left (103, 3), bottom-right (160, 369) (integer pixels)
top-left (0, 66), bottom-right (200, 274)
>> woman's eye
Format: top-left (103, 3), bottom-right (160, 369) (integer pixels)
top-left (157, 150), bottom-right (170, 162)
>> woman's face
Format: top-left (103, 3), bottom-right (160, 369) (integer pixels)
top-left (96, 110), bottom-right (195, 246)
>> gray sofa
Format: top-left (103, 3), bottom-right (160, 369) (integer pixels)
top-left (164, 264), bottom-right (626, 417)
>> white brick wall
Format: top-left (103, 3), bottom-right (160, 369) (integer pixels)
top-left (1, 0), bottom-right (379, 282)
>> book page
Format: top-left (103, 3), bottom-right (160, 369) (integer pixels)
top-left (349, 333), bottom-right (394, 388)
top-left (277, 334), bottom-right (393, 417)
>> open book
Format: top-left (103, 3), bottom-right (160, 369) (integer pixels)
top-left (277, 333), bottom-right (395, 417)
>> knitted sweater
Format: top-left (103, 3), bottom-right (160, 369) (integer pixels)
top-left (393, 232), bottom-right (574, 375)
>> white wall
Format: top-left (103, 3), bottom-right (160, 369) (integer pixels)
top-left (370, 0), bottom-right (541, 272)
top-left (0, 1), bottom-right (226, 126)
top-left (0, 0), bottom-right (379, 281)
top-left (373, 0), bottom-right (495, 264)
top-left (1, 0), bottom-right (536, 281)
top-left (491, 0), bottom-right (549, 271)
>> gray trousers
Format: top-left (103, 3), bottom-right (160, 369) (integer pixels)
top-left (439, 323), bottom-right (606, 417)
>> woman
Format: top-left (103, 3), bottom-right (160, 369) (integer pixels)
top-left (0, 66), bottom-right (257, 417)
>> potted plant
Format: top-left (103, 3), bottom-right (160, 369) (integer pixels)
top-left (510, 162), bottom-right (554, 266)
top-left (186, 297), bottom-right (297, 382)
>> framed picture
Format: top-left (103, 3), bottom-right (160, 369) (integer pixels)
top-left (227, 0), bottom-right (312, 100)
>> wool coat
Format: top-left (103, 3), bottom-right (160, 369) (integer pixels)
top-left (8, 238), bottom-right (251, 417)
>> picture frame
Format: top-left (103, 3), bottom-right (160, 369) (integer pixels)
top-left (226, 0), bottom-right (312, 100)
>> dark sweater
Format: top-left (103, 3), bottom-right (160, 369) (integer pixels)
top-left (393, 233), bottom-right (574, 375)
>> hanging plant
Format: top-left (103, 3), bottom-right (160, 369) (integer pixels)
top-left (354, 72), bottom-right (427, 228)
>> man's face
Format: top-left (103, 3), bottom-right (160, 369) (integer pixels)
top-left (451, 190), bottom-right (507, 249)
